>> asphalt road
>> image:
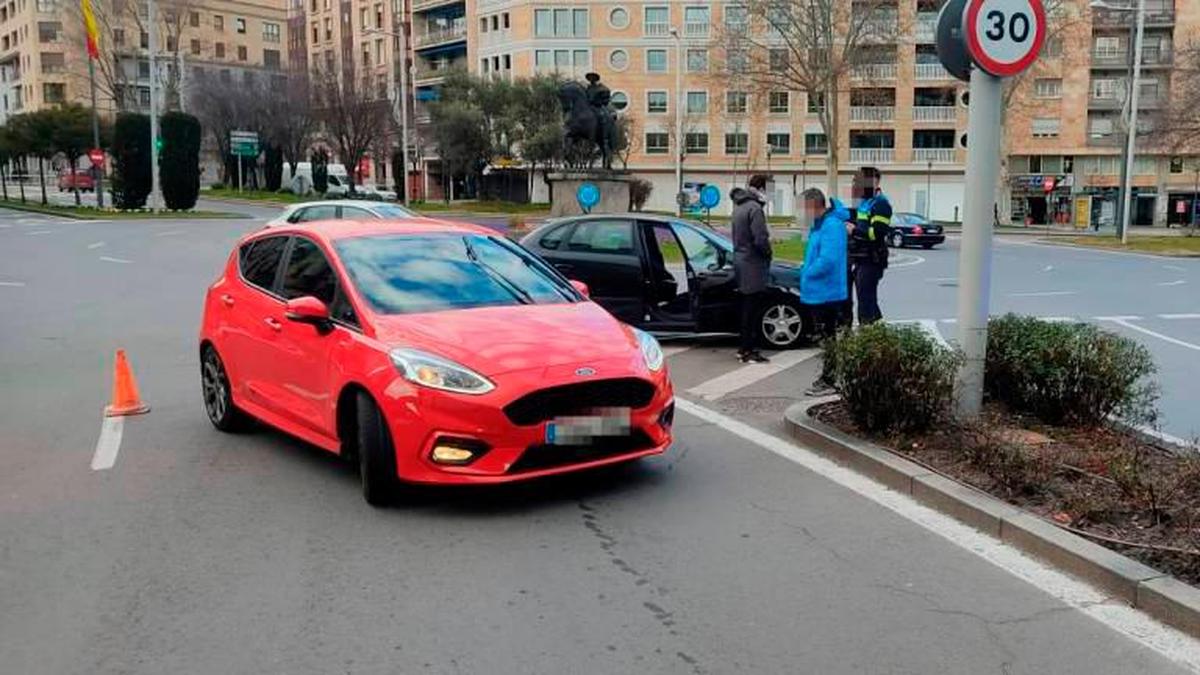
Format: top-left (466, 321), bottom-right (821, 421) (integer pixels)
top-left (1, 204), bottom-right (1198, 674)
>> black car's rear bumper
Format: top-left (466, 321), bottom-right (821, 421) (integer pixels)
top-left (900, 233), bottom-right (945, 247)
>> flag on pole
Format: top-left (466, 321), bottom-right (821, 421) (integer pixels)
top-left (81, 0), bottom-right (100, 59)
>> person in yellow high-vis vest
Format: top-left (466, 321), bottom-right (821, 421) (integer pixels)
top-left (846, 167), bottom-right (891, 325)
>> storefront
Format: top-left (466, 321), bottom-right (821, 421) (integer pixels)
top-left (1167, 192), bottom-right (1200, 227)
top-left (1082, 186), bottom-right (1157, 228)
top-left (1010, 174), bottom-right (1073, 225)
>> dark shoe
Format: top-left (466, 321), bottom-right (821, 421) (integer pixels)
top-left (804, 380), bottom-right (837, 397)
top-left (740, 351), bottom-right (770, 364)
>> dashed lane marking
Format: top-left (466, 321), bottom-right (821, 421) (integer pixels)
top-left (154, 229), bottom-right (184, 237)
top-left (90, 416), bottom-right (123, 471)
top-left (98, 256), bottom-right (132, 264)
top-left (0, 281), bottom-right (26, 287)
top-left (1157, 280), bottom-right (1187, 287)
top-left (674, 399), bottom-right (1200, 669)
top-left (86, 241), bottom-right (105, 249)
top-left (687, 349), bottom-right (820, 401)
top-left (25, 230), bottom-right (52, 236)
top-left (1097, 316), bottom-right (1200, 352)
top-left (1160, 313), bottom-right (1200, 320)
top-left (1008, 290), bottom-right (1077, 297)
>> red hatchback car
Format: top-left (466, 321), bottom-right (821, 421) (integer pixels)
top-left (200, 220), bottom-right (674, 505)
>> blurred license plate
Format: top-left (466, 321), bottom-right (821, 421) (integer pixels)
top-left (545, 408), bottom-right (631, 445)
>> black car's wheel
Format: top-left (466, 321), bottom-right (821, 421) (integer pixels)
top-left (201, 345), bottom-right (251, 432)
top-left (356, 391), bottom-right (399, 507)
top-left (758, 299), bottom-right (805, 349)
top-left (890, 231), bottom-right (905, 248)
top-left (922, 243), bottom-right (936, 249)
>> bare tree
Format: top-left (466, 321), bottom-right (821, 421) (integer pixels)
top-left (261, 74), bottom-right (316, 168)
top-left (190, 72), bottom-right (262, 183)
top-left (711, 0), bottom-right (903, 195)
top-left (313, 70), bottom-right (391, 192)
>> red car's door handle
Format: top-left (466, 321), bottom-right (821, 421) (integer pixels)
top-left (264, 317), bottom-right (283, 332)
top-left (220, 294), bottom-right (235, 307)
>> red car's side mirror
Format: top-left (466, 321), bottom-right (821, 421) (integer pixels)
top-left (284, 296), bottom-right (333, 333)
top-left (569, 280), bottom-right (590, 298)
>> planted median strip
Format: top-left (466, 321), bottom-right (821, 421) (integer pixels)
top-left (0, 199), bottom-right (237, 220)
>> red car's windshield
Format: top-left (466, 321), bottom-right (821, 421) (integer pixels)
top-left (335, 234), bottom-right (579, 315)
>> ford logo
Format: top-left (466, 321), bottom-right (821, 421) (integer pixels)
top-left (575, 367), bottom-right (596, 377)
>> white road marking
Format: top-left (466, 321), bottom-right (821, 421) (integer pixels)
top-left (1097, 316), bottom-right (1200, 352)
top-left (25, 230), bottom-right (51, 236)
top-left (1042, 265), bottom-right (1054, 272)
top-left (888, 254), bottom-right (926, 269)
top-left (1156, 280), bottom-right (1186, 287)
top-left (1160, 313), bottom-right (1200, 320)
top-left (1163, 265), bottom-right (1187, 273)
top-left (925, 276), bottom-right (957, 283)
top-left (86, 241), bottom-right (105, 249)
top-left (662, 345), bottom-right (692, 358)
top-left (687, 349), bottom-right (820, 401)
top-left (673, 399), bottom-right (1200, 668)
top-left (90, 416), bottom-right (124, 471)
top-left (1008, 290), bottom-right (1077, 298)
top-left (99, 256), bottom-right (132, 264)
top-left (154, 229), bottom-right (184, 237)
top-left (917, 319), bottom-right (951, 348)
top-left (0, 281), bottom-right (26, 287)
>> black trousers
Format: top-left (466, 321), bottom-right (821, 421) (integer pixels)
top-left (854, 262), bottom-right (885, 325)
top-left (739, 291), bottom-right (765, 352)
top-left (805, 301), bottom-right (842, 384)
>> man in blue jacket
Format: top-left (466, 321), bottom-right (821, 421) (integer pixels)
top-left (799, 188), bottom-right (849, 396)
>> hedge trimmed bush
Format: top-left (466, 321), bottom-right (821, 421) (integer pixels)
top-left (159, 111), bottom-right (201, 210)
top-left (985, 314), bottom-right (1157, 426)
top-left (827, 323), bottom-right (959, 434)
top-left (111, 112), bottom-right (151, 210)
top-left (264, 145), bottom-right (283, 192)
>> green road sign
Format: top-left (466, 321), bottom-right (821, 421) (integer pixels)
top-left (230, 130), bottom-right (260, 157)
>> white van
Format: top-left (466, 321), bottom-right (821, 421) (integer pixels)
top-left (284, 161), bottom-right (350, 197)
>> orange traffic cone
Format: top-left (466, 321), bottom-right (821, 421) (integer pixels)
top-left (105, 349), bottom-right (150, 417)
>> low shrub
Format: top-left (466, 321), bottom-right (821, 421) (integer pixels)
top-left (957, 426), bottom-right (1050, 496)
top-left (827, 323), bottom-right (959, 434)
top-left (629, 178), bottom-right (653, 211)
top-left (986, 314), bottom-right (1157, 427)
top-left (210, 182), bottom-right (226, 190)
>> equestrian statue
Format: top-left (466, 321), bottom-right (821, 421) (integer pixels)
top-left (558, 72), bottom-right (616, 171)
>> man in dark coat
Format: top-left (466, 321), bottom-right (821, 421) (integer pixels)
top-left (730, 174), bottom-right (772, 363)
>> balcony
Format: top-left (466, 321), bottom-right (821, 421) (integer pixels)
top-left (850, 148), bottom-right (894, 164)
top-left (1088, 94), bottom-right (1123, 110)
top-left (1093, 8), bottom-right (1173, 28)
top-left (850, 105), bottom-right (895, 122)
top-left (859, 15), bottom-right (899, 39)
top-left (912, 105), bottom-right (956, 122)
top-left (684, 21), bottom-right (708, 38)
top-left (1090, 49), bottom-right (1127, 67)
top-left (1087, 133), bottom-right (1123, 147)
top-left (852, 63), bottom-right (897, 81)
top-left (913, 148), bottom-right (957, 164)
top-left (414, 60), bottom-right (463, 84)
top-left (915, 13), bottom-right (937, 42)
top-left (414, 24), bottom-right (466, 49)
top-left (644, 22), bottom-right (669, 37)
top-left (412, 0), bottom-right (461, 10)
top-left (914, 62), bottom-right (953, 80)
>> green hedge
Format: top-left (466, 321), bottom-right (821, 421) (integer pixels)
top-left (986, 314), bottom-right (1157, 426)
top-left (110, 112), bottom-right (151, 210)
top-left (827, 323), bottom-right (959, 434)
top-left (159, 111), bottom-right (201, 210)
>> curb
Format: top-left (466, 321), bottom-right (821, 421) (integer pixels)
top-left (783, 399), bottom-right (1200, 638)
top-left (1033, 239), bottom-right (1200, 258)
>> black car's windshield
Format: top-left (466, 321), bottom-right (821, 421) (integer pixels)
top-left (335, 234), bottom-right (577, 314)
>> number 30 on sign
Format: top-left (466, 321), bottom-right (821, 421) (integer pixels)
top-left (963, 0), bottom-right (1046, 78)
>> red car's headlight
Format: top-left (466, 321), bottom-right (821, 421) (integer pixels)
top-left (389, 348), bottom-right (495, 395)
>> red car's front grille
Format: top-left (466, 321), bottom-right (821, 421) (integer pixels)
top-left (508, 429), bottom-right (655, 474)
top-left (502, 378), bottom-right (657, 426)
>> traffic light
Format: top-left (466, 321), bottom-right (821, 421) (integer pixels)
top-left (154, 136), bottom-right (163, 152)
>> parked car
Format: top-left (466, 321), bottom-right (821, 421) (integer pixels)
top-left (200, 219), bottom-right (674, 505)
top-left (888, 212), bottom-right (946, 249)
top-left (58, 169), bottom-right (95, 192)
top-left (265, 200), bottom-right (417, 227)
top-left (353, 184), bottom-right (397, 201)
top-left (520, 214), bottom-right (806, 349)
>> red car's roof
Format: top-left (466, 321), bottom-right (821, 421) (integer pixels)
top-left (244, 218), bottom-right (492, 245)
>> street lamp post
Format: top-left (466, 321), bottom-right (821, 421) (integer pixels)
top-left (669, 26), bottom-right (683, 216)
top-left (1193, 162), bottom-right (1199, 232)
top-left (926, 160), bottom-right (933, 219)
top-left (1092, 0), bottom-right (1145, 243)
top-left (147, 0), bottom-right (162, 210)
top-left (366, 25), bottom-right (413, 207)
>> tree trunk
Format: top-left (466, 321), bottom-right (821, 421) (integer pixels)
top-left (38, 157), bottom-right (47, 205)
top-left (70, 158), bottom-right (81, 206)
top-left (18, 158), bottom-right (26, 203)
top-left (994, 121), bottom-right (1012, 226)
top-left (825, 93), bottom-right (840, 199)
top-left (1, 162), bottom-right (8, 201)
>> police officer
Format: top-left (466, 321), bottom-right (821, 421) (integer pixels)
top-left (847, 166), bottom-right (890, 325)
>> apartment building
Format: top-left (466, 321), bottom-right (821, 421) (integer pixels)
top-left (0, 0), bottom-right (289, 123)
top-left (448, 0), bottom-right (1198, 224)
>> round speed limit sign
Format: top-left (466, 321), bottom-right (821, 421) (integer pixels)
top-left (963, 0), bottom-right (1046, 77)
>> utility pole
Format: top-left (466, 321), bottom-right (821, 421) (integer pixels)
top-left (926, 160), bottom-right (933, 219)
top-left (669, 26), bottom-right (682, 216)
top-left (88, 58), bottom-right (104, 208)
top-left (147, 0), bottom-right (162, 210)
top-left (1117, 0), bottom-right (1145, 244)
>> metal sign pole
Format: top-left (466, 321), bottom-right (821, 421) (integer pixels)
top-left (238, 156), bottom-right (243, 193)
top-left (953, 67), bottom-right (1003, 419)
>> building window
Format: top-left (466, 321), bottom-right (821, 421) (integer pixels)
top-left (1170, 156), bottom-right (1184, 174)
top-left (311, 23), bottom-right (318, 43)
top-left (807, 92), bottom-right (826, 113)
top-left (236, 45), bottom-right (246, 61)
top-left (190, 38), bottom-right (200, 55)
top-left (43, 82), bottom-right (64, 103)
top-left (769, 48), bottom-right (788, 72)
top-left (805, 132), bottom-right (828, 155)
top-left (726, 91), bottom-right (747, 114)
top-left (726, 49), bottom-right (747, 73)
top-left (609, 6), bottom-right (629, 29)
top-left (1092, 78), bottom-right (1117, 100)
top-left (139, 30), bottom-right (148, 48)
top-left (324, 18), bottom-right (332, 41)
top-left (1031, 118), bottom-right (1060, 138)
top-left (611, 91), bottom-right (628, 111)
top-left (645, 132), bottom-right (669, 154)
top-left (189, 11), bottom-right (199, 27)
top-left (686, 91), bottom-right (707, 114)
top-left (264, 49), bottom-right (280, 70)
top-left (215, 41), bottom-right (225, 58)
top-left (263, 22), bottom-right (280, 43)
top-left (235, 18), bottom-right (246, 34)
top-left (724, 4), bottom-right (748, 31)
top-left (644, 6), bottom-right (669, 35)
top-left (503, 12), bottom-right (510, 29)
top-left (685, 132), bottom-right (708, 154)
top-left (1043, 37), bottom-right (1063, 57)
top-left (768, 91), bottom-right (789, 114)
top-left (725, 133), bottom-right (748, 155)
top-left (646, 48), bottom-right (667, 73)
top-left (1035, 78), bottom-right (1062, 99)
top-left (214, 14), bottom-right (224, 31)
top-left (39, 51), bottom-right (64, 73)
top-left (647, 90), bottom-right (667, 113)
top-left (534, 48), bottom-right (589, 72)
top-left (609, 48), bottom-right (628, 71)
top-left (138, 59), bottom-right (150, 78)
top-left (686, 48), bottom-right (707, 72)
top-left (376, 3), bottom-right (384, 28)
top-left (767, 132), bottom-right (790, 155)
top-left (138, 87), bottom-right (150, 107)
top-left (113, 28), bottom-right (124, 46)
top-left (35, 0), bottom-right (54, 12)
top-left (534, 8), bottom-right (588, 37)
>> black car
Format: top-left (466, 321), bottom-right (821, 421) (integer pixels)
top-left (520, 214), bottom-right (807, 348)
top-left (888, 212), bottom-right (946, 249)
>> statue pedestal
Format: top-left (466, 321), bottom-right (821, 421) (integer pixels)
top-left (547, 172), bottom-right (634, 217)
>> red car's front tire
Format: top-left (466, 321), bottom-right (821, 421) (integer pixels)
top-left (355, 391), bottom-right (400, 507)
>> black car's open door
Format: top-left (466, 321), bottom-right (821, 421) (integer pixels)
top-left (669, 222), bottom-right (740, 333)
